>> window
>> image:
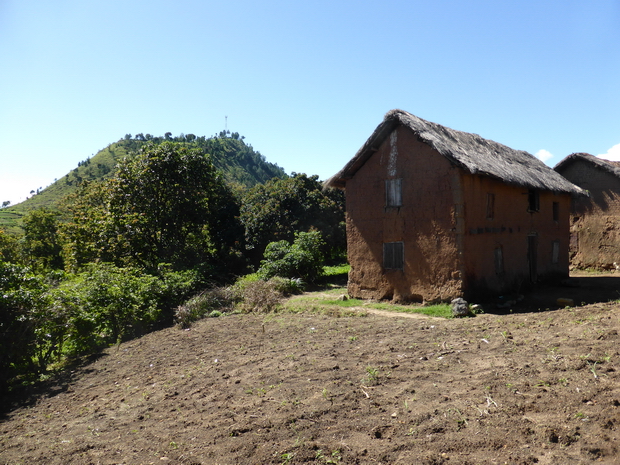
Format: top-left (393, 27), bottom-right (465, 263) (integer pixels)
top-left (552, 202), bottom-right (559, 222)
top-left (494, 246), bottom-right (504, 275)
top-left (486, 193), bottom-right (495, 220)
top-left (385, 179), bottom-right (402, 207)
top-left (383, 242), bottom-right (404, 270)
top-left (552, 240), bottom-right (560, 264)
top-left (527, 189), bottom-right (540, 212)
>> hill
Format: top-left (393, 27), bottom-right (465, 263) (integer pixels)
top-left (2, 277), bottom-right (620, 464)
top-left (0, 132), bottom-right (287, 234)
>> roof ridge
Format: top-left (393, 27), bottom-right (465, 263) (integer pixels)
top-left (326, 109), bottom-right (584, 196)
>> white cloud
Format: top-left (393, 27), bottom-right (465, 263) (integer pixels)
top-left (598, 143), bottom-right (620, 161)
top-left (535, 149), bottom-right (553, 163)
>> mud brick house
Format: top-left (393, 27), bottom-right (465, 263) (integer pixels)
top-left (325, 109), bottom-right (584, 302)
top-left (554, 153), bottom-right (620, 270)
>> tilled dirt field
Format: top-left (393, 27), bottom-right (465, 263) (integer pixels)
top-left (3, 276), bottom-right (620, 464)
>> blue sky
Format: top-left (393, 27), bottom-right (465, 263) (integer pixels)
top-left (1, 0), bottom-right (619, 205)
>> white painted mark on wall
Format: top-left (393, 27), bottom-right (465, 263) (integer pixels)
top-left (388, 130), bottom-right (398, 176)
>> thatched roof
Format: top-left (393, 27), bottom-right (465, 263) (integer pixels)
top-left (555, 152), bottom-right (620, 178)
top-left (325, 109), bottom-right (584, 195)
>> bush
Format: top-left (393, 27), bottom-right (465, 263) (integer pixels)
top-left (257, 231), bottom-right (325, 283)
top-left (234, 278), bottom-right (284, 313)
top-left (0, 261), bottom-right (50, 391)
top-left (156, 265), bottom-right (203, 325)
top-left (49, 264), bottom-right (160, 354)
top-left (175, 286), bottom-right (236, 329)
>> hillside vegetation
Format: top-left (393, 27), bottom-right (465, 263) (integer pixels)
top-left (0, 139), bottom-right (346, 396)
top-left (0, 131), bottom-right (286, 233)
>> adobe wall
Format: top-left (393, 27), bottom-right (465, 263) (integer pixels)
top-left (459, 174), bottom-right (570, 297)
top-left (345, 126), bottom-right (462, 303)
top-left (558, 162), bottom-right (620, 269)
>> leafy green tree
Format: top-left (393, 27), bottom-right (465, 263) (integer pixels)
top-left (0, 261), bottom-right (50, 392)
top-left (240, 173), bottom-right (345, 266)
top-left (0, 230), bottom-right (19, 263)
top-left (20, 208), bottom-right (63, 271)
top-left (105, 142), bottom-right (242, 272)
top-left (59, 180), bottom-right (113, 271)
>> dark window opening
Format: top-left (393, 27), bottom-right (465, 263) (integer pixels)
top-left (383, 242), bottom-right (404, 270)
top-left (486, 193), bottom-right (495, 220)
top-left (527, 189), bottom-right (540, 212)
top-left (385, 179), bottom-right (402, 207)
top-left (552, 202), bottom-right (559, 222)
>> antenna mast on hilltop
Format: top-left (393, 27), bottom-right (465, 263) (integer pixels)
top-left (225, 115), bottom-right (228, 131)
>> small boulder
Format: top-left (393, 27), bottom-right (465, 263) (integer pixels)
top-left (451, 297), bottom-right (471, 317)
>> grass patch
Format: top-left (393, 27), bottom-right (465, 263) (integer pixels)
top-left (323, 264), bottom-right (350, 277)
top-left (369, 302), bottom-right (453, 318)
top-left (319, 298), bottom-right (364, 307)
top-left (317, 264), bottom-right (349, 286)
top-left (284, 288), bottom-right (452, 318)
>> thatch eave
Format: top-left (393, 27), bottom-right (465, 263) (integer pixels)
top-left (555, 152), bottom-right (620, 180)
top-left (325, 109), bottom-right (585, 196)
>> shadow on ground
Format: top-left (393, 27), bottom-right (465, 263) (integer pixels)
top-left (0, 353), bottom-right (108, 418)
top-left (483, 272), bottom-right (620, 315)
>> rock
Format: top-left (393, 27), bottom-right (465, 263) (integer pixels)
top-left (451, 297), bottom-right (471, 317)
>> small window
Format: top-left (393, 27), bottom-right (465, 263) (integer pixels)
top-left (486, 193), bottom-right (495, 220)
top-left (383, 242), bottom-right (404, 270)
top-left (552, 202), bottom-right (559, 222)
top-left (494, 246), bottom-right (504, 275)
top-left (528, 189), bottom-right (540, 212)
top-left (385, 179), bottom-right (402, 207)
top-left (552, 240), bottom-right (560, 264)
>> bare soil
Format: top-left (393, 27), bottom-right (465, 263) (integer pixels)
top-left (3, 273), bottom-right (620, 464)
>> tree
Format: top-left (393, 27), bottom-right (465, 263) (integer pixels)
top-left (105, 141), bottom-right (243, 272)
top-left (0, 261), bottom-right (49, 393)
top-left (2, 201), bottom-right (10, 208)
top-left (0, 230), bottom-right (19, 262)
top-left (59, 180), bottom-right (113, 271)
top-left (240, 173), bottom-right (346, 266)
top-left (21, 208), bottom-right (63, 271)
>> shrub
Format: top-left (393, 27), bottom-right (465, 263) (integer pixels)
top-left (175, 286), bottom-right (236, 329)
top-left (257, 231), bottom-right (325, 283)
top-left (51, 263), bottom-right (169, 355)
top-left (156, 265), bottom-right (203, 325)
top-left (235, 278), bottom-right (284, 313)
top-left (0, 261), bottom-right (50, 391)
